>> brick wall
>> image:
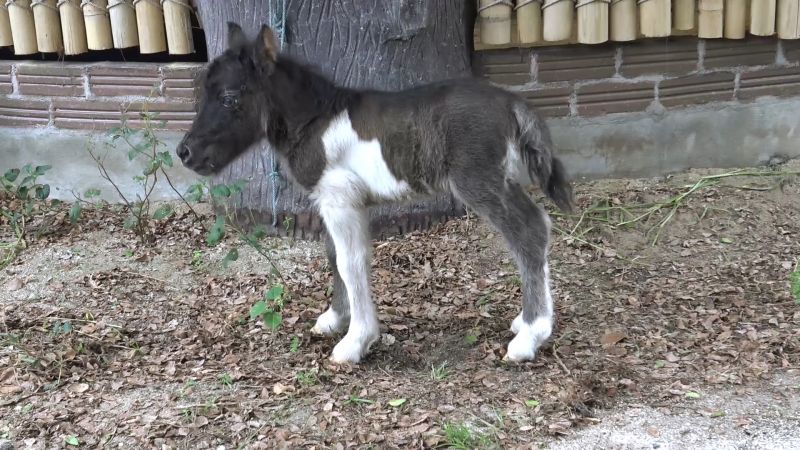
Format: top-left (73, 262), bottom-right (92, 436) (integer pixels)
top-left (474, 37), bottom-right (800, 118)
top-left (0, 61), bottom-right (202, 131)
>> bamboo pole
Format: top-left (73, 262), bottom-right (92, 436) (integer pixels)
top-left (161, 0), bottom-right (192, 54)
top-left (724, 0), bottom-right (747, 38)
top-left (698, 0), bottom-right (723, 37)
top-left (543, 0), bottom-right (575, 42)
top-left (673, 0), bottom-right (695, 30)
top-left (750, 0), bottom-right (776, 36)
top-left (108, 0), bottom-right (137, 48)
top-left (516, 0), bottom-right (543, 43)
top-left (81, 0), bottom-right (111, 49)
top-left (32, 0), bottom-right (63, 53)
top-left (133, 0), bottom-right (165, 53)
top-left (777, 0), bottom-right (800, 39)
top-left (0, 3), bottom-right (12, 46)
top-left (7, 0), bottom-right (38, 54)
top-left (479, 0), bottom-right (513, 45)
top-left (577, 0), bottom-right (609, 44)
top-left (638, 0), bottom-right (671, 37)
top-left (610, 0), bottom-right (637, 41)
top-left (58, 0), bottom-right (87, 54)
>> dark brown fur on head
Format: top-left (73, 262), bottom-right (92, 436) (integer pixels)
top-left (177, 23), bottom-right (280, 175)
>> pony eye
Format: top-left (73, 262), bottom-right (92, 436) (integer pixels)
top-left (222, 95), bottom-right (239, 108)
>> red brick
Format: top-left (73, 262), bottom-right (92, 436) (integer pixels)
top-left (52, 98), bottom-right (195, 131)
top-left (703, 38), bottom-right (777, 69)
top-left (659, 72), bottom-right (735, 107)
top-left (620, 38), bottom-right (698, 77)
top-left (0, 97), bottom-right (51, 127)
top-left (738, 66), bottom-right (800, 101)
top-left (577, 81), bottom-right (656, 116)
top-left (15, 62), bottom-right (86, 97)
top-left (534, 45), bottom-right (616, 83)
top-left (519, 85), bottom-right (572, 117)
top-left (0, 63), bottom-right (11, 95)
top-left (88, 63), bottom-right (161, 97)
top-left (161, 63), bottom-right (204, 99)
top-left (473, 48), bottom-right (533, 85)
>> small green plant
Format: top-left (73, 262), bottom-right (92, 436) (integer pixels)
top-left (190, 250), bottom-right (204, 267)
top-left (439, 422), bottom-right (493, 450)
top-left (344, 395), bottom-right (374, 407)
top-left (1, 164), bottom-right (53, 269)
top-left (218, 373), bottom-right (233, 388)
top-left (431, 362), bottom-right (450, 381)
top-left (78, 105), bottom-right (201, 244)
top-left (289, 336), bottom-right (300, 353)
top-left (295, 369), bottom-right (318, 386)
top-left (791, 259), bottom-right (800, 305)
top-left (249, 284), bottom-right (285, 330)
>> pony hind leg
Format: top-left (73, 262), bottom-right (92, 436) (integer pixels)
top-left (450, 174), bottom-right (554, 362)
top-left (311, 232), bottom-right (351, 335)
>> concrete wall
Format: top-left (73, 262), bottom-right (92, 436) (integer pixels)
top-left (2, 94), bottom-right (798, 204)
top-left (552, 96), bottom-right (800, 179)
top-left (0, 126), bottom-right (197, 202)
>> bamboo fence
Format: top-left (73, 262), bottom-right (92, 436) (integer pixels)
top-left (479, 0), bottom-right (800, 47)
top-left (1, 0), bottom-right (194, 53)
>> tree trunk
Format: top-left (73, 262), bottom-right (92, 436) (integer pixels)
top-left (193, 0), bottom-right (476, 239)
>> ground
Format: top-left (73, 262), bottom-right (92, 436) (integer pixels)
top-left (1, 162), bottom-right (799, 449)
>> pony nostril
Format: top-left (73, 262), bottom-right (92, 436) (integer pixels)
top-left (177, 142), bottom-right (191, 160)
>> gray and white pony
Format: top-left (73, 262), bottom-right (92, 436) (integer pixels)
top-left (177, 23), bottom-right (575, 364)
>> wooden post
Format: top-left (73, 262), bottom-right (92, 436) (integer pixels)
top-left (638, 0), bottom-right (671, 37)
top-left (7, 0), bottom-right (38, 55)
top-left (543, 0), bottom-right (575, 42)
top-left (724, 0), bottom-right (747, 38)
top-left (58, 0), bottom-right (87, 54)
top-left (516, 0), bottom-right (543, 43)
top-left (133, 0), bottom-right (165, 53)
top-left (750, 0), bottom-right (776, 36)
top-left (698, 0), bottom-right (723, 38)
top-left (577, 0), bottom-right (609, 44)
top-left (162, 0), bottom-right (193, 54)
top-left (479, 0), bottom-right (512, 45)
top-left (777, 0), bottom-right (800, 39)
top-left (32, 0), bottom-right (63, 53)
top-left (0, 3), bottom-right (13, 47)
top-left (610, 0), bottom-right (637, 41)
top-left (108, 0), bottom-right (138, 48)
top-left (673, 0), bottom-right (695, 30)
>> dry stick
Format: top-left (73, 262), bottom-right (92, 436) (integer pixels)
top-left (559, 169), bottom-right (800, 246)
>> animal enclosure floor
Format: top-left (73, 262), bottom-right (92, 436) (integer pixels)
top-left (1, 162), bottom-right (799, 449)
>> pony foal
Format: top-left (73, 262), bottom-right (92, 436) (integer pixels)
top-left (178, 23), bottom-right (575, 364)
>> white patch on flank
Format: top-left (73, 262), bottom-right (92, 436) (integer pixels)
top-left (320, 110), bottom-right (413, 203)
top-left (503, 140), bottom-right (532, 186)
top-left (311, 307), bottom-right (348, 336)
top-left (511, 312), bottom-right (524, 334)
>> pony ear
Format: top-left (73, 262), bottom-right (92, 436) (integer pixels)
top-left (227, 22), bottom-right (247, 50)
top-left (256, 25), bottom-right (280, 63)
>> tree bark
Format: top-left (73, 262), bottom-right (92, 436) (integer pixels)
top-left (193, 0), bottom-right (476, 239)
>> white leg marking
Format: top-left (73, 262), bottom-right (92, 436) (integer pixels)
top-left (510, 312), bottom-right (524, 335)
top-left (311, 307), bottom-right (348, 336)
top-left (505, 263), bottom-right (554, 361)
top-left (317, 198), bottom-right (379, 364)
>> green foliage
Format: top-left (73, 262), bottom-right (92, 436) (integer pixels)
top-left (80, 109), bottom-right (200, 244)
top-left (295, 369), bottom-right (318, 386)
top-left (430, 362), bottom-right (450, 381)
top-left (249, 284), bottom-right (285, 331)
top-left (439, 422), bottom-right (493, 450)
top-left (1, 164), bottom-right (54, 269)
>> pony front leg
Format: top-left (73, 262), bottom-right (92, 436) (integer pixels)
top-left (319, 203), bottom-right (380, 364)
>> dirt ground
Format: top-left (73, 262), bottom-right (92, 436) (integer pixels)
top-left (1, 161), bottom-right (799, 449)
